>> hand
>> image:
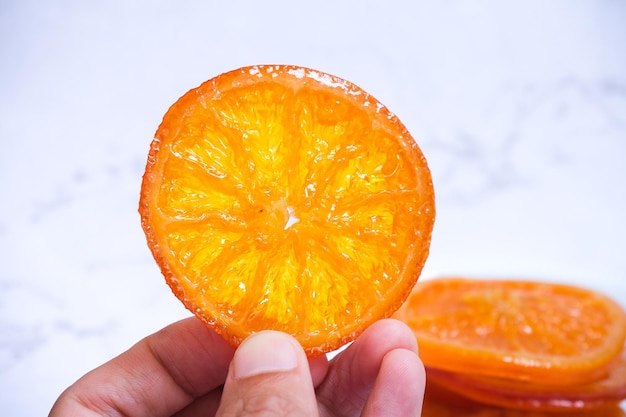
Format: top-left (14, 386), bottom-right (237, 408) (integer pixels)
top-left (49, 317), bottom-right (425, 416)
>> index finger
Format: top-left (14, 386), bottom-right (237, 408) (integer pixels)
top-left (49, 316), bottom-right (236, 417)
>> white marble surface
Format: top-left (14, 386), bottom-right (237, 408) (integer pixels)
top-left (1, 1), bottom-right (625, 415)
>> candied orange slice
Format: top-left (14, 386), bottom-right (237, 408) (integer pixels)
top-left (422, 383), bottom-right (626, 417)
top-left (426, 347), bottom-right (626, 411)
top-left (139, 65), bottom-right (435, 355)
top-left (393, 277), bottom-right (626, 384)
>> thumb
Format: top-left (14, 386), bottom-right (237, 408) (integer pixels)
top-left (216, 330), bottom-right (319, 417)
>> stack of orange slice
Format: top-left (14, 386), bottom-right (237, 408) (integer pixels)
top-left (139, 65), bottom-right (435, 356)
top-left (393, 277), bottom-right (626, 415)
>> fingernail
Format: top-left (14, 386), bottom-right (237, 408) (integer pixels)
top-left (233, 331), bottom-right (299, 379)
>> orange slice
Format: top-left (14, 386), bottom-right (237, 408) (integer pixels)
top-left (426, 347), bottom-right (626, 411)
top-left (393, 277), bottom-right (626, 384)
top-left (422, 383), bottom-right (626, 417)
top-left (139, 65), bottom-right (435, 355)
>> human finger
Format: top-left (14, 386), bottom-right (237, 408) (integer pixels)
top-left (49, 316), bottom-right (235, 417)
top-left (216, 330), bottom-right (319, 417)
top-left (309, 354), bottom-right (330, 388)
top-left (316, 319), bottom-right (419, 416)
top-left (173, 350), bottom-right (328, 417)
top-left (361, 348), bottom-right (425, 417)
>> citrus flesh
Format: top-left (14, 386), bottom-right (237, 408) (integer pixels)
top-left (139, 65), bottom-right (435, 355)
top-left (393, 277), bottom-right (626, 384)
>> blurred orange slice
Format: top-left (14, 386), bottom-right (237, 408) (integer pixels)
top-left (426, 346), bottom-right (626, 411)
top-left (139, 65), bottom-right (435, 355)
top-left (422, 383), bottom-right (626, 417)
top-left (393, 277), bottom-right (626, 384)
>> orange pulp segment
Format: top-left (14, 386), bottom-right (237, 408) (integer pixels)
top-left (139, 65), bottom-right (435, 355)
top-left (393, 277), bottom-right (626, 384)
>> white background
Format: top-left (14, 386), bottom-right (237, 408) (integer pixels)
top-left (1, 1), bottom-right (625, 415)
